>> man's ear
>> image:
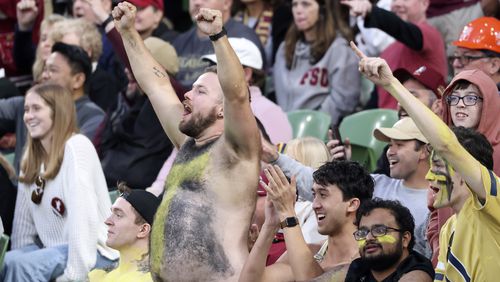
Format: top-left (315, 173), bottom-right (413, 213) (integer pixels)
top-left (243, 67), bottom-right (253, 85)
top-left (71, 72), bottom-right (86, 90)
top-left (488, 57), bottom-right (500, 75)
top-left (402, 231), bottom-right (411, 248)
top-left (137, 223), bottom-right (151, 239)
top-left (347, 198), bottom-right (360, 213)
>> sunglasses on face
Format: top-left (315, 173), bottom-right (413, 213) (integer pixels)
top-left (446, 95), bottom-right (483, 106)
top-left (353, 224), bottom-right (403, 241)
top-left (31, 176), bottom-right (46, 204)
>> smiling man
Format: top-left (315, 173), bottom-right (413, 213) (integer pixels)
top-left (240, 161), bottom-right (374, 282)
top-left (352, 41), bottom-right (500, 282)
top-left (346, 198), bottom-right (434, 281)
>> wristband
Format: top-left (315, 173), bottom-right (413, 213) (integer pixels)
top-left (100, 15), bottom-right (113, 28)
top-left (209, 27), bottom-right (227, 42)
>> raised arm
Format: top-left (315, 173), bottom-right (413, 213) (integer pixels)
top-left (196, 9), bottom-right (260, 159)
top-left (264, 165), bottom-right (324, 280)
top-left (112, 2), bottom-right (186, 148)
top-left (351, 42), bottom-right (485, 200)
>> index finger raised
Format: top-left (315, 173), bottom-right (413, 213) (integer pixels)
top-left (350, 41), bottom-right (367, 59)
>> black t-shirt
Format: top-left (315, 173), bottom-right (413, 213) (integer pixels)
top-left (345, 251), bottom-right (434, 282)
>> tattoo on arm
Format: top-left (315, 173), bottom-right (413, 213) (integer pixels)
top-left (153, 66), bottom-right (168, 78)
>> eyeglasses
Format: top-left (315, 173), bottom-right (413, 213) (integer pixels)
top-left (353, 225), bottom-right (403, 241)
top-left (31, 176), bottom-right (46, 204)
top-left (448, 54), bottom-right (488, 65)
top-left (446, 95), bottom-right (483, 106)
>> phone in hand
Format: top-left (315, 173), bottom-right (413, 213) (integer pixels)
top-left (330, 125), bottom-right (346, 160)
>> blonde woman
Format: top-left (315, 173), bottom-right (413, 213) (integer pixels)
top-left (284, 137), bottom-right (329, 244)
top-left (1, 83), bottom-right (118, 282)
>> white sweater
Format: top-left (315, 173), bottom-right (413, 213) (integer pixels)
top-left (12, 134), bottom-right (119, 281)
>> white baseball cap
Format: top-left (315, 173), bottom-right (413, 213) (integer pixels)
top-left (201, 37), bottom-right (263, 70)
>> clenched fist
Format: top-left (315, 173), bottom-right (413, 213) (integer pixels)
top-left (112, 1), bottom-right (136, 34)
top-left (195, 8), bottom-right (223, 37)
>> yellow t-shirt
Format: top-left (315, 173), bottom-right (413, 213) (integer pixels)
top-left (88, 264), bottom-right (153, 282)
top-left (434, 167), bottom-right (500, 281)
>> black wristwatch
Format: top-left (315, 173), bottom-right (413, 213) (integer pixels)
top-left (100, 15), bottom-right (113, 28)
top-left (280, 216), bottom-right (299, 229)
top-left (209, 27), bottom-right (227, 41)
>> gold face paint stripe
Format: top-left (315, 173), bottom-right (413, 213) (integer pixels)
top-left (357, 239), bottom-right (367, 248)
top-left (150, 152), bottom-right (211, 276)
top-left (376, 234), bottom-right (397, 244)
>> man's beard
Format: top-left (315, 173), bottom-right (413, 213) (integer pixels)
top-left (360, 239), bottom-right (403, 271)
top-left (179, 107), bottom-right (218, 138)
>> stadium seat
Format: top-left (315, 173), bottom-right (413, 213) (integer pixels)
top-left (339, 109), bottom-right (398, 171)
top-left (287, 110), bottom-right (331, 141)
top-left (109, 190), bottom-right (119, 203)
top-left (0, 233), bottom-right (9, 271)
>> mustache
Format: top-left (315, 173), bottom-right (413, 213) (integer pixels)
top-left (363, 241), bottom-right (382, 251)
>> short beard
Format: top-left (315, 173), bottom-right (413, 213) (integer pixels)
top-left (360, 239), bottom-right (403, 271)
top-left (179, 107), bottom-right (218, 138)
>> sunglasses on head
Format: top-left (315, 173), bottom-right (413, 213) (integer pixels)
top-left (31, 176), bottom-right (46, 204)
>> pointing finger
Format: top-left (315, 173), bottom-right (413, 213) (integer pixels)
top-left (350, 41), bottom-right (367, 59)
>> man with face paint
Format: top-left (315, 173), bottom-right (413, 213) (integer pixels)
top-left (346, 198), bottom-right (434, 281)
top-left (352, 42), bottom-right (500, 282)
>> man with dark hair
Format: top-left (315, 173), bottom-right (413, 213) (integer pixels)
top-left (240, 161), bottom-right (374, 281)
top-left (353, 42), bottom-right (500, 281)
top-left (273, 117), bottom-right (433, 257)
top-left (88, 185), bottom-right (160, 282)
top-left (346, 198), bottom-right (434, 281)
top-left (0, 42), bottom-right (104, 174)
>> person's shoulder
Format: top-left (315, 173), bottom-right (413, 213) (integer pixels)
top-left (77, 97), bottom-right (104, 114)
top-left (65, 134), bottom-right (94, 149)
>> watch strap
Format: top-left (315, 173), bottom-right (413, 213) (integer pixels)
top-left (100, 15), bottom-right (113, 29)
top-left (280, 216), bottom-right (299, 229)
top-left (209, 27), bottom-right (227, 42)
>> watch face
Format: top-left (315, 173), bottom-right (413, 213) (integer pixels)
top-left (282, 217), bottom-right (299, 228)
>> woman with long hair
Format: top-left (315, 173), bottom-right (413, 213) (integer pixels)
top-left (273, 0), bottom-right (360, 125)
top-left (1, 83), bottom-right (117, 281)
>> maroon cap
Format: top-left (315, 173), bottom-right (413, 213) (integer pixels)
top-left (393, 66), bottom-right (445, 98)
top-left (128, 0), bottom-right (164, 11)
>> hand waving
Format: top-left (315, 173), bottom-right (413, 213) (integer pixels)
top-left (195, 8), bottom-right (223, 36)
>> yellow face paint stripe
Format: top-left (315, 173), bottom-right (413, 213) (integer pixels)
top-left (376, 234), bottom-right (397, 244)
top-left (357, 239), bottom-right (367, 248)
top-left (150, 152), bottom-right (211, 275)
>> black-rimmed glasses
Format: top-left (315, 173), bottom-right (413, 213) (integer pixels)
top-left (353, 225), bottom-right (403, 241)
top-left (448, 54), bottom-right (488, 65)
top-left (31, 176), bottom-right (46, 204)
top-left (446, 95), bottom-right (483, 106)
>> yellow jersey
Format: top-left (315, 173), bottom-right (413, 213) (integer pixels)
top-left (88, 262), bottom-right (153, 282)
top-left (434, 167), bottom-right (500, 282)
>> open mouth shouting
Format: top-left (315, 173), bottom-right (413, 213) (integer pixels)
top-left (183, 101), bottom-right (192, 116)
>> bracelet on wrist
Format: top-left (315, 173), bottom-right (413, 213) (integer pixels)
top-left (209, 27), bottom-right (227, 42)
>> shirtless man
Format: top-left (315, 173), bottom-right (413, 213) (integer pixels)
top-left (112, 3), bottom-right (261, 281)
